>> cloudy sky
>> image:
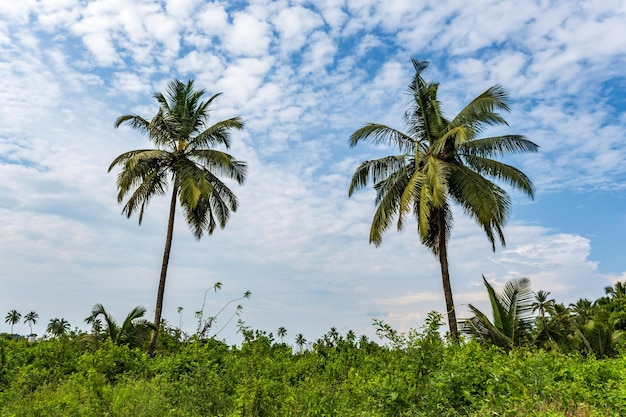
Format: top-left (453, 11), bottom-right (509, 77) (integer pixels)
top-left (1, 0), bottom-right (625, 344)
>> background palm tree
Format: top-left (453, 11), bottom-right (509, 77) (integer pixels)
top-left (177, 306), bottom-right (184, 331)
top-left (349, 59), bottom-right (538, 338)
top-left (5, 310), bottom-right (21, 335)
top-left (570, 298), bottom-right (594, 328)
top-left (604, 281), bottom-right (626, 299)
top-left (295, 333), bottom-right (307, 352)
top-left (83, 304), bottom-right (155, 348)
top-left (110, 79), bottom-right (248, 356)
top-left (46, 318), bottom-right (70, 337)
top-left (23, 311), bottom-right (39, 335)
top-left (532, 290), bottom-right (556, 318)
top-left (533, 302), bottom-right (582, 352)
top-left (277, 326), bottom-right (287, 344)
top-left (461, 276), bottom-right (534, 351)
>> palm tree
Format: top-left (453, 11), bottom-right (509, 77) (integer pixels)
top-left (348, 59), bottom-right (538, 338)
top-left (295, 333), bottom-right (307, 352)
top-left (90, 318), bottom-right (103, 335)
top-left (177, 306), bottom-right (184, 331)
top-left (461, 276), bottom-right (534, 351)
top-left (46, 318), bottom-right (70, 337)
top-left (605, 281), bottom-right (626, 298)
top-left (83, 304), bottom-right (155, 348)
top-left (532, 290), bottom-right (556, 318)
top-left (5, 310), bottom-right (21, 335)
top-left (277, 326), bottom-right (287, 343)
top-left (23, 311), bottom-right (39, 335)
top-left (570, 298), bottom-right (594, 327)
top-left (109, 79), bottom-right (248, 356)
top-left (533, 303), bottom-right (582, 352)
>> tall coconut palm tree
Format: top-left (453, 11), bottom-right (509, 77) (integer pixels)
top-left (109, 79), bottom-right (248, 356)
top-left (23, 311), bottom-right (39, 335)
top-left (5, 310), bottom-right (21, 335)
top-left (348, 59), bottom-right (538, 338)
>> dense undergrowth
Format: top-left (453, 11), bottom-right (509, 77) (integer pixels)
top-left (1, 320), bottom-right (625, 417)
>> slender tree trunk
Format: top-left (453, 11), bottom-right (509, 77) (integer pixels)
top-left (148, 184), bottom-right (178, 357)
top-left (438, 214), bottom-right (458, 340)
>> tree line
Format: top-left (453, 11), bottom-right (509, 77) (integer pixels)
top-left (4, 310), bottom-right (70, 338)
top-left (5, 276), bottom-right (626, 360)
top-left (462, 277), bottom-right (626, 358)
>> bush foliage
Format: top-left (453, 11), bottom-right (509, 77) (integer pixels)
top-left (1, 320), bottom-right (625, 416)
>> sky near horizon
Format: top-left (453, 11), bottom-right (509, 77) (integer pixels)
top-left (1, 0), bottom-right (625, 344)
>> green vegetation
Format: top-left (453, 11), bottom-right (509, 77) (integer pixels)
top-left (109, 79), bottom-right (248, 356)
top-left (348, 60), bottom-right (538, 338)
top-left (81, 304), bottom-right (155, 349)
top-left (1, 312), bottom-right (626, 416)
top-left (462, 276), bottom-right (534, 351)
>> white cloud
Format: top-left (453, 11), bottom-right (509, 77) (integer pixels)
top-left (273, 6), bottom-right (324, 53)
top-left (216, 57), bottom-right (272, 103)
top-left (196, 2), bottom-right (230, 36)
top-left (224, 12), bottom-right (271, 57)
top-left (300, 30), bottom-right (336, 73)
top-left (112, 72), bottom-right (150, 95)
top-left (165, 0), bottom-right (200, 20)
top-left (176, 51), bottom-right (225, 81)
top-left (0, 0), bottom-right (37, 24)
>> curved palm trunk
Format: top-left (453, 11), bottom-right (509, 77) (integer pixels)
top-left (438, 215), bottom-right (458, 340)
top-left (148, 184), bottom-right (178, 357)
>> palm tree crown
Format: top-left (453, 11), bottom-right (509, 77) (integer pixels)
top-left (110, 79), bottom-right (247, 356)
top-left (5, 310), bottom-right (21, 335)
top-left (349, 59), bottom-right (538, 338)
top-left (24, 311), bottom-right (39, 335)
top-left (46, 318), bottom-right (70, 337)
top-left (110, 79), bottom-right (247, 239)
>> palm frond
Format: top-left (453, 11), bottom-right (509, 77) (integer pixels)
top-left (349, 155), bottom-right (409, 196)
top-left (448, 85), bottom-right (512, 134)
top-left (462, 276), bottom-right (533, 350)
top-left (114, 114), bottom-right (150, 134)
top-left (437, 126), bottom-right (474, 154)
top-left (460, 135), bottom-right (539, 158)
top-left (120, 167), bottom-right (170, 223)
top-left (349, 124), bottom-right (417, 152)
top-left (461, 304), bottom-right (512, 350)
top-left (108, 149), bottom-right (171, 173)
top-left (188, 149), bottom-right (247, 185)
top-left (87, 304), bottom-right (119, 342)
top-left (177, 166), bottom-right (240, 239)
top-left (190, 117), bottom-right (244, 150)
top-left (368, 166), bottom-right (412, 246)
top-left (448, 165), bottom-right (510, 249)
top-left (463, 155), bottom-right (535, 199)
top-left (120, 305), bottom-right (148, 335)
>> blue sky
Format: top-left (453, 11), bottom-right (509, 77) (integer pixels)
top-left (1, 0), bottom-right (625, 344)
